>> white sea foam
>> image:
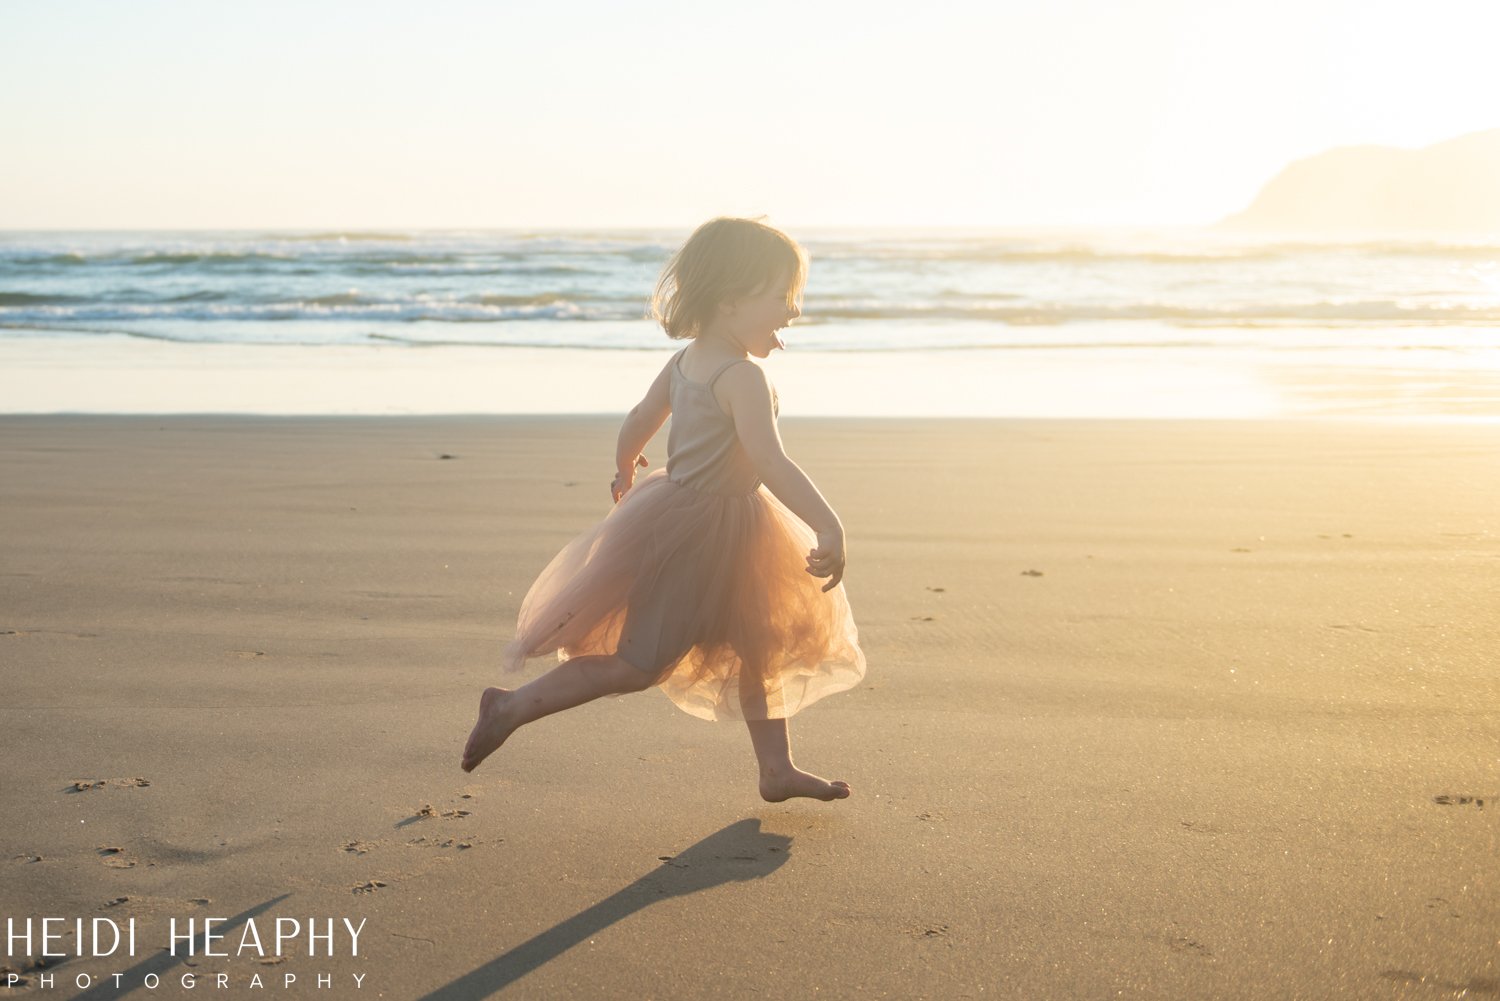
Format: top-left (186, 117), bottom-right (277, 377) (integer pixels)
top-left (3, 229), bottom-right (1499, 354)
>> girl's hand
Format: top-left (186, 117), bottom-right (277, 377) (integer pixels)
top-left (806, 528), bottom-right (846, 592)
top-left (611, 454), bottom-right (649, 504)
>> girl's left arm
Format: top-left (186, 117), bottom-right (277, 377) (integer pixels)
top-left (611, 355), bottom-right (674, 502)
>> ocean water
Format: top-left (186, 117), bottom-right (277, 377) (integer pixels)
top-left (3, 229), bottom-right (1499, 416)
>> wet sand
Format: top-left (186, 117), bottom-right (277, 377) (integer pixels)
top-left (2, 415), bottom-right (1497, 999)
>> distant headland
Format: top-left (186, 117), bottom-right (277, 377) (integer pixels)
top-left (1218, 128), bottom-right (1500, 235)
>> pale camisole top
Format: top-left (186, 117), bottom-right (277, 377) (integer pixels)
top-left (665, 348), bottom-right (779, 496)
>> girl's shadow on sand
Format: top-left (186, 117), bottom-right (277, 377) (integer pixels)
top-left (418, 818), bottom-right (792, 1001)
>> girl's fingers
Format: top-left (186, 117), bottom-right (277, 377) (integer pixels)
top-left (805, 560), bottom-right (846, 579)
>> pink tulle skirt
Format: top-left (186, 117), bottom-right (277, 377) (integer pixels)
top-left (501, 468), bottom-right (866, 721)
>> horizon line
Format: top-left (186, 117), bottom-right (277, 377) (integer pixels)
top-left (0, 221), bottom-right (1232, 235)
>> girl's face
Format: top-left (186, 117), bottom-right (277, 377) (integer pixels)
top-left (721, 271), bottom-right (802, 358)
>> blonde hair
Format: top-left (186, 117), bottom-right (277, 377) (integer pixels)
top-left (650, 217), bottom-right (808, 340)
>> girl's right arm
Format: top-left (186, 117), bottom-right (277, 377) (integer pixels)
top-left (718, 364), bottom-right (846, 591)
top-left (611, 355), bottom-right (675, 503)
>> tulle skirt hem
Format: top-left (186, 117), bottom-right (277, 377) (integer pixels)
top-left (500, 468), bottom-right (866, 722)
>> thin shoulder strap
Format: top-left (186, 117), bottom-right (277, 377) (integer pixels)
top-left (705, 357), bottom-right (751, 390)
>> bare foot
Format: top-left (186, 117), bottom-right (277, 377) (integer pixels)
top-left (759, 766), bottom-right (851, 803)
top-left (461, 687), bottom-right (517, 772)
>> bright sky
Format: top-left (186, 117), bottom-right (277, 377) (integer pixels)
top-left (3, 0), bottom-right (1498, 229)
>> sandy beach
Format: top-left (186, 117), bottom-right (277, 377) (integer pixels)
top-left (2, 414), bottom-right (1497, 999)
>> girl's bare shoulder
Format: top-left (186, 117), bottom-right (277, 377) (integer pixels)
top-left (714, 360), bottom-right (775, 422)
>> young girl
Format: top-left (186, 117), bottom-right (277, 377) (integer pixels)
top-left (461, 217), bottom-right (866, 802)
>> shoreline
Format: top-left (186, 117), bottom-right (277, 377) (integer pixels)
top-left (5, 335), bottom-right (1500, 420)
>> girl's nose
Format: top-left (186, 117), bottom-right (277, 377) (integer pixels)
top-left (788, 303), bottom-right (801, 320)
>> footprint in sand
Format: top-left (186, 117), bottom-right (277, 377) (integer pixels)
top-left (910, 615), bottom-right (936, 622)
top-left (229, 650), bottom-right (265, 659)
top-left (925, 586), bottom-right (946, 593)
top-left (1230, 547), bottom-right (1252, 553)
top-left (395, 803), bottom-right (473, 829)
top-left (1424, 896), bottom-right (1461, 918)
top-left (342, 841), bottom-right (378, 855)
top-left (95, 895), bottom-right (208, 918)
top-left (97, 846), bottom-right (137, 869)
top-left (68, 777), bottom-right (151, 792)
top-left (1021, 569), bottom-right (1044, 577)
top-left (394, 806), bottom-right (436, 829)
top-left (1169, 937), bottom-right (1213, 957)
top-left (905, 923), bottom-right (949, 939)
top-left (405, 835), bottom-right (481, 851)
top-left (1179, 820), bottom-right (1225, 835)
top-left (352, 880), bottom-right (387, 895)
top-left (1432, 794), bottom-right (1486, 809)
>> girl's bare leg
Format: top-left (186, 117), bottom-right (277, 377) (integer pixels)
top-left (461, 654), bottom-right (652, 772)
top-left (741, 666), bottom-right (851, 802)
